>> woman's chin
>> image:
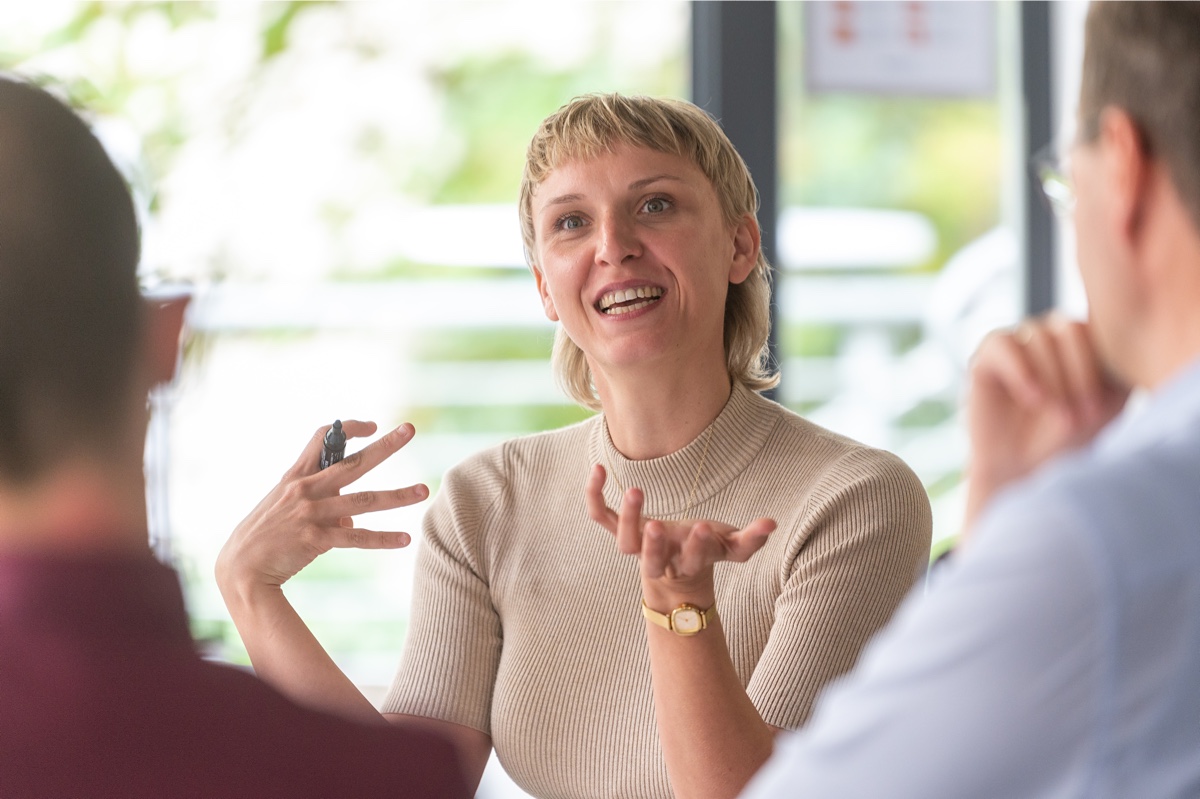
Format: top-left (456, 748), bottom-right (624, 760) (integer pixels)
top-left (589, 344), bottom-right (699, 381)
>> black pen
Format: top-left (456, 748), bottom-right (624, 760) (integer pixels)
top-left (319, 419), bottom-right (346, 470)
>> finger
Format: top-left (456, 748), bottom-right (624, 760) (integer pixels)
top-left (1054, 319), bottom-right (1130, 424)
top-left (641, 521), bottom-right (670, 580)
top-left (339, 516), bottom-right (352, 528)
top-left (724, 518), bottom-right (777, 562)
top-left (321, 483), bottom-right (430, 519)
top-left (320, 423), bottom-right (416, 489)
top-left (1019, 323), bottom-right (1071, 406)
top-left (677, 522), bottom-right (724, 578)
top-left (973, 329), bottom-right (1043, 407)
top-left (1053, 319), bottom-right (1108, 418)
top-left (288, 419), bottom-right (380, 480)
top-left (616, 487), bottom-right (644, 555)
top-left (585, 465), bottom-right (619, 532)
top-left (326, 526), bottom-right (412, 550)
top-left (337, 419), bottom-right (381, 440)
top-left (287, 422), bottom-right (353, 479)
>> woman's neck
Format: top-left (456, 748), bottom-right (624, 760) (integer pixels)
top-left (595, 361), bottom-right (733, 460)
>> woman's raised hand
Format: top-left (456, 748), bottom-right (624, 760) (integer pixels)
top-left (216, 421), bottom-right (428, 592)
top-left (586, 464), bottom-right (775, 591)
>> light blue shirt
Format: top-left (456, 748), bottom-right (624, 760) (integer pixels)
top-left (744, 360), bottom-right (1200, 799)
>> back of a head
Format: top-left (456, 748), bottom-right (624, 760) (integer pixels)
top-left (0, 77), bottom-right (142, 483)
top-left (1082, 2), bottom-right (1200, 232)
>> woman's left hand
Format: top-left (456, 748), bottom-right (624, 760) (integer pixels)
top-left (588, 465), bottom-right (780, 799)
top-left (586, 464), bottom-right (776, 597)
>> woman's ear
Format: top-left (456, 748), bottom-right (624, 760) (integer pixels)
top-left (532, 264), bottom-right (560, 322)
top-left (728, 214), bottom-right (760, 285)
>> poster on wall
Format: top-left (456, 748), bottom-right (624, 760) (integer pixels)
top-left (805, 1), bottom-right (996, 97)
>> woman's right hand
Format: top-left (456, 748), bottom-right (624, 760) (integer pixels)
top-left (216, 420), bottom-right (428, 596)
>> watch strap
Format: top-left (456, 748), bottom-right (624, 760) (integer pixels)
top-left (641, 599), bottom-right (717, 635)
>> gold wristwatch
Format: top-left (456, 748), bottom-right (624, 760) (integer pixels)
top-left (641, 599), bottom-right (718, 636)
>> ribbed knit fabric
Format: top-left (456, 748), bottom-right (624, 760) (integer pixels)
top-left (383, 384), bottom-right (932, 799)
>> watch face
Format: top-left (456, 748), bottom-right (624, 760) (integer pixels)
top-left (672, 607), bottom-right (703, 635)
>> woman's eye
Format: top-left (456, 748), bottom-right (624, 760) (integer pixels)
top-left (557, 214), bottom-right (584, 231)
top-left (643, 197), bottom-right (671, 214)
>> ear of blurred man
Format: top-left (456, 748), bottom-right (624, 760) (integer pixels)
top-left (1074, 103), bottom-right (1200, 392)
top-left (143, 295), bottom-right (190, 389)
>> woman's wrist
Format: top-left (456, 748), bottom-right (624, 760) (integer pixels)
top-left (215, 554), bottom-right (281, 612)
top-left (641, 573), bottom-right (716, 612)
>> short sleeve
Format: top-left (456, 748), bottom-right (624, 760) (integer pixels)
top-left (747, 448), bottom-right (933, 727)
top-left (381, 453), bottom-right (506, 734)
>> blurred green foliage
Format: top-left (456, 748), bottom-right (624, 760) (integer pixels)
top-left (425, 51), bottom-right (683, 204)
top-left (779, 322), bottom-right (844, 358)
top-left (778, 2), bottom-right (1004, 271)
top-left (783, 98), bottom-right (1001, 269)
top-left (411, 327), bottom-right (552, 362)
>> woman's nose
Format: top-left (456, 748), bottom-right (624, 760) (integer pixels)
top-left (594, 213), bottom-right (642, 267)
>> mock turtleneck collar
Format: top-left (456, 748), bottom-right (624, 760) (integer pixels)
top-left (590, 383), bottom-right (780, 520)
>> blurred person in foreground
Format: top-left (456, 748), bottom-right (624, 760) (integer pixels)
top-left (0, 76), bottom-right (468, 798)
top-left (217, 93), bottom-right (932, 798)
top-left (741, 3), bottom-right (1200, 796)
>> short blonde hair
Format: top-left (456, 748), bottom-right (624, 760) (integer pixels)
top-left (519, 93), bottom-right (778, 411)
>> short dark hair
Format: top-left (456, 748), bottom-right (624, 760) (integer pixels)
top-left (0, 76), bottom-right (142, 482)
top-left (1081, 2), bottom-right (1200, 230)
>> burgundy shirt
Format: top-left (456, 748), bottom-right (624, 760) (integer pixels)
top-left (0, 550), bottom-right (469, 799)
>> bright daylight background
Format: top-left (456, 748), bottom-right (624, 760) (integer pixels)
top-left (1, 3), bottom-right (1037, 796)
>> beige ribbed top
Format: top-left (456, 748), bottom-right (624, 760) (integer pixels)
top-left (383, 385), bottom-right (932, 799)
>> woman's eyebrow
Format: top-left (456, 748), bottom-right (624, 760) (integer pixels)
top-left (628, 174), bottom-right (684, 191)
top-left (542, 193), bottom-right (583, 208)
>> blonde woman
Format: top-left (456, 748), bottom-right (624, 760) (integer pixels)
top-left (218, 94), bottom-right (932, 799)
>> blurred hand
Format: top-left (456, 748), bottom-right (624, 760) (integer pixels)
top-left (586, 464), bottom-right (775, 607)
top-left (964, 317), bottom-right (1129, 533)
top-left (216, 421), bottom-right (428, 594)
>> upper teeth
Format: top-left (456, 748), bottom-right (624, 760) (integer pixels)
top-left (598, 286), bottom-right (663, 311)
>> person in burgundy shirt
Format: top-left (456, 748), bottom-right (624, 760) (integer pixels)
top-left (0, 75), bottom-right (469, 799)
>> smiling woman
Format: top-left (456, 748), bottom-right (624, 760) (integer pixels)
top-left (530, 142), bottom-right (756, 432)
top-left (216, 94), bottom-right (933, 799)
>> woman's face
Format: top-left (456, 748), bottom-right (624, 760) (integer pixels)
top-left (529, 142), bottom-right (758, 381)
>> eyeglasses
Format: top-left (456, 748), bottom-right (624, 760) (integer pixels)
top-left (1032, 140), bottom-right (1075, 219)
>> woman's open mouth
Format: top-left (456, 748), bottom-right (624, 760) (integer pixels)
top-left (596, 286), bottom-right (664, 316)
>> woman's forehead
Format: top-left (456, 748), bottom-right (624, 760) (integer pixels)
top-left (534, 144), bottom-right (703, 198)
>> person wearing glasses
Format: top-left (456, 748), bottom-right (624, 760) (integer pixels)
top-left (740, 3), bottom-right (1200, 796)
top-left (217, 94), bottom-right (932, 798)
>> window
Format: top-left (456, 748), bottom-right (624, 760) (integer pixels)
top-left (776, 2), bottom-right (1022, 546)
